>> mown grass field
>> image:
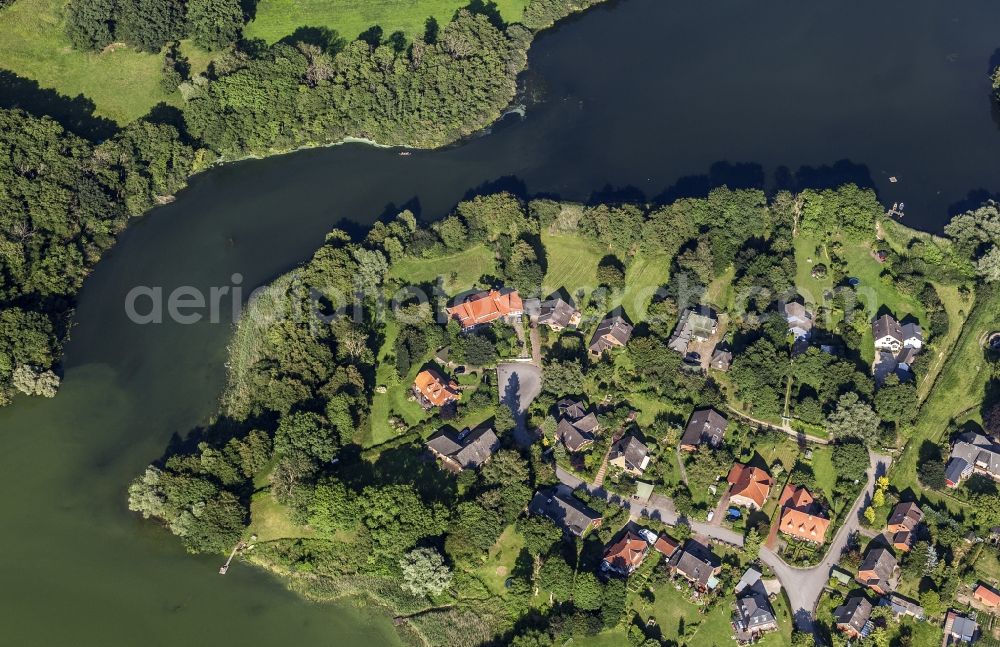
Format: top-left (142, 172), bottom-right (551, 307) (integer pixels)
top-left (0, 0), bottom-right (217, 124)
top-left (620, 252), bottom-right (670, 323)
top-left (247, 491), bottom-right (316, 541)
top-left (366, 316), bottom-right (429, 447)
top-left (389, 244), bottom-right (496, 295)
top-left (245, 0), bottom-right (529, 44)
top-left (540, 231), bottom-right (603, 299)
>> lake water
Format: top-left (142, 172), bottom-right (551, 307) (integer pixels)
top-left (3, 0), bottom-right (1000, 644)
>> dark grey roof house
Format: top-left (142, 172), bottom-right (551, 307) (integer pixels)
top-left (947, 612), bottom-right (979, 643)
top-left (946, 432), bottom-right (1000, 488)
top-left (668, 540), bottom-right (721, 591)
top-left (538, 297), bottom-right (581, 330)
top-left (680, 408), bottom-right (728, 451)
top-left (426, 426), bottom-right (500, 472)
top-left (833, 595), bottom-right (873, 638)
top-left (873, 314), bottom-right (904, 352)
top-left (588, 315), bottom-right (633, 354)
top-left (710, 346), bottom-right (733, 371)
top-left (733, 589), bottom-right (778, 640)
top-left (528, 487), bottom-right (603, 537)
top-left (857, 548), bottom-right (898, 594)
top-left (608, 434), bottom-right (650, 475)
top-left (554, 398), bottom-right (600, 452)
top-left (668, 307), bottom-right (718, 354)
top-left (880, 593), bottom-right (924, 620)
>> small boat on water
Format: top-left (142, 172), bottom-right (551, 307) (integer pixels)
top-left (398, 151), bottom-right (411, 157)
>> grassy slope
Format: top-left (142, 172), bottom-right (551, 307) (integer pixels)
top-left (0, 0), bottom-right (212, 124)
top-left (388, 244), bottom-right (497, 295)
top-left (246, 0), bottom-right (529, 44)
top-left (540, 231), bottom-right (602, 299)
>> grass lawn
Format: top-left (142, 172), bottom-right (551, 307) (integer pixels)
top-left (366, 316), bottom-right (430, 447)
top-left (470, 525), bottom-right (524, 596)
top-left (245, 0), bottom-right (529, 44)
top-left (247, 491), bottom-right (316, 541)
top-left (388, 244), bottom-right (496, 295)
top-left (891, 287), bottom-right (1000, 501)
top-left (810, 445), bottom-right (839, 502)
top-left (620, 252), bottom-right (670, 323)
top-left (541, 231), bottom-right (603, 300)
top-left (0, 0), bottom-right (217, 124)
top-left (705, 266), bottom-right (736, 310)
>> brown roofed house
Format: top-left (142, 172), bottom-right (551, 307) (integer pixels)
top-left (833, 595), bottom-right (872, 639)
top-left (601, 530), bottom-right (649, 577)
top-left (447, 288), bottom-right (523, 330)
top-left (588, 315), bottom-right (633, 355)
top-left (528, 488), bottom-right (603, 537)
top-left (426, 426), bottom-right (499, 473)
top-left (974, 583), bottom-right (1000, 608)
top-left (886, 501), bottom-right (923, 552)
top-left (727, 464), bottom-right (773, 511)
top-left (554, 398), bottom-right (600, 452)
top-left (413, 368), bottom-right (461, 408)
top-left (654, 535), bottom-right (679, 558)
top-left (608, 434), bottom-right (650, 476)
top-left (857, 548), bottom-right (898, 595)
top-left (537, 296), bottom-right (581, 331)
top-left (778, 484), bottom-right (830, 544)
top-left (668, 540), bottom-right (721, 591)
top-left (680, 408), bottom-right (727, 451)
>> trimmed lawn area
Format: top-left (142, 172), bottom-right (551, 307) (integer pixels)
top-left (245, 0), bottom-right (529, 44)
top-left (541, 231), bottom-right (603, 299)
top-left (810, 446), bottom-right (838, 502)
top-left (248, 491), bottom-right (316, 541)
top-left (367, 317), bottom-right (430, 447)
top-left (0, 0), bottom-right (213, 124)
top-left (388, 244), bottom-right (496, 295)
top-left (470, 525), bottom-right (525, 596)
top-left (891, 287), bottom-right (1000, 501)
top-left (620, 252), bottom-right (670, 323)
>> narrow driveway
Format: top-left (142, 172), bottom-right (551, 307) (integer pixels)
top-left (554, 452), bottom-right (892, 633)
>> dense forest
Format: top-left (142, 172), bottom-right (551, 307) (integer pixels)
top-left (125, 185), bottom-right (994, 646)
top-left (0, 0), bottom-right (606, 406)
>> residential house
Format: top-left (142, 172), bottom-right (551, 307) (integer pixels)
top-left (601, 530), bottom-right (649, 577)
top-left (528, 487), bottom-right (602, 537)
top-left (873, 314), bottom-right (905, 353)
top-left (784, 301), bottom-right (814, 340)
top-left (872, 314), bottom-right (923, 383)
top-left (732, 588), bottom-right (778, 643)
top-left (726, 464), bottom-right (773, 511)
top-left (413, 368), bottom-right (461, 408)
top-left (710, 346), bottom-right (733, 371)
top-left (778, 485), bottom-right (830, 544)
top-left (945, 611), bottom-right (979, 644)
top-left (668, 307), bottom-right (718, 355)
top-left (588, 315), bottom-right (633, 355)
top-left (554, 398), bottom-right (600, 452)
top-left (654, 535), bottom-right (680, 558)
top-left (974, 583), bottom-right (1000, 609)
top-left (426, 426), bottom-right (499, 472)
top-left (680, 408), bottom-right (728, 451)
top-left (880, 593), bottom-right (925, 621)
top-left (886, 501), bottom-right (923, 552)
top-left (446, 288), bottom-right (523, 330)
top-left (608, 434), bottom-right (650, 476)
top-left (902, 322), bottom-right (923, 349)
top-left (857, 548), bottom-right (898, 595)
top-left (537, 296), bottom-right (581, 331)
top-left (668, 540), bottom-right (721, 591)
top-left (833, 595), bottom-right (873, 639)
top-left (945, 432), bottom-right (1000, 488)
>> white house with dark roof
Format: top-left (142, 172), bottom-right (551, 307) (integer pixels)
top-left (946, 432), bottom-right (1000, 488)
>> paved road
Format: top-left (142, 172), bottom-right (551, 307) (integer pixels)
top-left (555, 452), bottom-right (892, 633)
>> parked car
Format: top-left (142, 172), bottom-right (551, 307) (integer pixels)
top-left (638, 528), bottom-right (658, 544)
top-left (707, 510), bottom-right (715, 522)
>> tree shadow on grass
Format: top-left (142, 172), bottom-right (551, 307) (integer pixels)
top-left (0, 69), bottom-right (118, 142)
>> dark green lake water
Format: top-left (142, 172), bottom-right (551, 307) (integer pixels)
top-left (3, 0), bottom-right (1000, 644)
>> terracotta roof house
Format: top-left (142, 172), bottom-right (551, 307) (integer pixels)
top-left (608, 434), bottom-right (650, 476)
top-left (710, 346), bottom-right (733, 371)
top-left (537, 297), bottom-right (581, 331)
top-left (554, 398), bottom-right (600, 452)
top-left (880, 593), bottom-right (924, 620)
top-left (946, 432), bottom-right (1000, 488)
top-left (833, 595), bottom-right (873, 639)
top-left (946, 611), bottom-right (979, 643)
top-left (680, 408), bottom-right (727, 451)
top-left (857, 548), bottom-right (898, 595)
top-left (668, 540), bottom-right (721, 591)
top-left (447, 288), bottom-right (523, 330)
top-left (733, 588), bottom-right (778, 642)
top-left (886, 501), bottom-right (923, 552)
top-left (601, 531), bottom-right (649, 577)
top-left (528, 488), bottom-right (602, 537)
top-left (668, 307), bottom-right (718, 355)
top-left (588, 315), bottom-right (633, 355)
top-left (784, 301), bottom-right (814, 340)
top-left (873, 314), bottom-right (905, 353)
top-left (727, 464), bottom-right (773, 511)
top-left (974, 583), bottom-right (1000, 608)
top-left (654, 535), bottom-right (680, 558)
top-left (776, 485), bottom-right (830, 543)
top-left (413, 368), bottom-right (461, 408)
top-left (426, 426), bottom-right (499, 472)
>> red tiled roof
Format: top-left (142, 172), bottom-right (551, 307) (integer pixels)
top-left (446, 289), bottom-right (523, 328)
top-left (654, 535), bottom-right (679, 557)
top-left (413, 369), bottom-right (460, 407)
top-left (975, 584), bottom-right (1000, 607)
top-left (779, 484), bottom-right (815, 510)
top-left (780, 507), bottom-right (831, 543)
top-left (727, 464), bottom-right (772, 508)
top-left (602, 531), bottom-right (648, 572)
